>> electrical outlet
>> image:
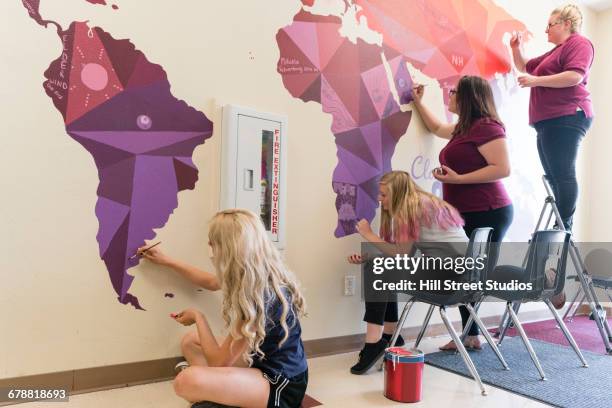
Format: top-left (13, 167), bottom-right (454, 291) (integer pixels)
top-left (344, 275), bottom-right (356, 296)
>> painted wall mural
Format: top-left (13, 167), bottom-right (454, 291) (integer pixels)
top-left (21, 0), bottom-right (213, 309)
top-left (277, 11), bottom-right (414, 237)
top-left (276, 0), bottom-right (529, 238)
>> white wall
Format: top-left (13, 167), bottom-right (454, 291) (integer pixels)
top-left (583, 7), bottom-right (612, 241)
top-left (0, 0), bottom-right (602, 378)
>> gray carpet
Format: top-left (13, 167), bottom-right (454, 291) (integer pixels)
top-left (425, 337), bottom-right (611, 408)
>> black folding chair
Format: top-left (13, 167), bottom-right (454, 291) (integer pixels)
top-left (387, 228), bottom-right (508, 396)
top-left (490, 230), bottom-right (588, 380)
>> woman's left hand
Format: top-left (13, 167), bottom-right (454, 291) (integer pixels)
top-left (433, 165), bottom-right (464, 184)
top-left (356, 219), bottom-right (373, 238)
top-left (172, 308), bottom-right (199, 326)
top-left (517, 74), bottom-right (540, 88)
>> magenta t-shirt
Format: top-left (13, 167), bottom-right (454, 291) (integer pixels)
top-left (526, 33), bottom-right (594, 125)
top-left (439, 118), bottom-right (512, 213)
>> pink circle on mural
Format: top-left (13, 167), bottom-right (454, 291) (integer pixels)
top-left (137, 115), bottom-right (152, 130)
top-left (81, 63), bottom-right (109, 91)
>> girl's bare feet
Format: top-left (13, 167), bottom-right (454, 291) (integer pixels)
top-left (439, 336), bottom-right (482, 351)
top-left (439, 340), bottom-right (458, 351)
top-left (464, 336), bottom-right (482, 350)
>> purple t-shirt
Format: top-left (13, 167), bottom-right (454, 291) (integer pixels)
top-left (439, 118), bottom-right (512, 213)
top-left (526, 33), bottom-right (594, 125)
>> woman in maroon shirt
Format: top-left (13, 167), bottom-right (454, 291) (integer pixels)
top-left (511, 4), bottom-right (593, 230)
top-left (412, 76), bottom-right (513, 350)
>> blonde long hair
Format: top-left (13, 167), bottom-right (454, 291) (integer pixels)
top-left (379, 171), bottom-right (463, 242)
top-left (208, 209), bottom-right (306, 365)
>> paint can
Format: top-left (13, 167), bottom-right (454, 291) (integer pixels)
top-left (384, 347), bottom-right (424, 403)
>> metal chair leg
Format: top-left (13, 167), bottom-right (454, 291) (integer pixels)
top-left (389, 299), bottom-right (415, 347)
top-left (378, 299), bottom-right (415, 371)
top-left (461, 300), bottom-right (482, 343)
top-left (499, 301), bottom-right (521, 345)
top-left (568, 243), bottom-right (612, 352)
top-left (507, 302), bottom-right (547, 380)
top-left (414, 304), bottom-right (435, 348)
top-left (569, 292), bottom-right (587, 322)
top-left (466, 304), bottom-right (509, 371)
top-left (545, 299), bottom-right (588, 367)
top-left (495, 307), bottom-right (509, 338)
top-left (563, 287), bottom-right (583, 321)
top-left (440, 307), bottom-right (487, 396)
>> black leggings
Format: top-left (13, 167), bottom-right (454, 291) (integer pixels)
top-left (535, 111), bottom-right (592, 230)
top-left (363, 301), bottom-right (398, 326)
top-left (459, 204), bottom-right (514, 336)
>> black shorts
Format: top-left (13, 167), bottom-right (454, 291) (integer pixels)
top-left (262, 370), bottom-right (308, 408)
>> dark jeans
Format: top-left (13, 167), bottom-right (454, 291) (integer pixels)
top-left (459, 204), bottom-right (514, 336)
top-left (534, 111), bottom-right (592, 230)
top-left (364, 300), bottom-right (398, 326)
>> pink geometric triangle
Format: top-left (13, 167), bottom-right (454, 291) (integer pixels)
top-left (460, 56), bottom-right (480, 76)
top-left (321, 76), bottom-right (358, 134)
top-left (284, 21), bottom-right (321, 69)
top-left (317, 22), bottom-right (346, 69)
top-left (361, 63), bottom-right (391, 118)
top-left (422, 50), bottom-right (460, 79)
top-left (404, 47), bottom-right (437, 66)
top-left (65, 22), bottom-right (124, 125)
top-left (126, 54), bottom-right (167, 89)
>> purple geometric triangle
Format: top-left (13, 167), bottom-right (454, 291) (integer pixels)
top-left (173, 157), bottom-right (198, 191)
top-left (95, 197), bottom-right (130, 258)
top-left (70, 131), bottom-right (208, 155)
top-left (100, 212), bottom-right (131, 296)
top-left (69, 132), bottom-right (134, 168)
top-left (144, 135), bottom-right (204, 156)
top-left (382, 95), bottom-right (399, 117)
top-left (97, 158), bottom-right (135, 205)
top-left (361, 122), bottom-right (383, 169)
top-left (66, 81), bottom-right (213, 133)
top-left (336, 146), bottom-right (380, 183)
top-left (359, 174), bottom-right (382, 203)
top-left (335, 128), bottom-right (379, 169)
top-left (381, 125), bottom-right (399, 173)
top-left (126, 155), bottom-right (178, 257)
top-left (355, 184), bottom-right (378, 223)
top-left (332, 161), bottom-right (357, 184)
top-left (390, 56), bottom-right (413, 104)
top-left (359, 78), bottom-right (381, 126)
top-left (175, 156), bottom-right (196, 169)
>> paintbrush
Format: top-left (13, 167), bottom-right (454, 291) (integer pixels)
top-left (129, 241), bottom-right (161, 260)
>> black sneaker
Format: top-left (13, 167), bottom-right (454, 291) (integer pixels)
top-left (350, 339), bottom-right (388, 375)
top-left (382, 333), bottom-right (405, 347)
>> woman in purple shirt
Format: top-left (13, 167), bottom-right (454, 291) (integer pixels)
top-left (511, 4), bottom-right (594, 230)
top-left (412, 76), bottom-right (513, 350)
